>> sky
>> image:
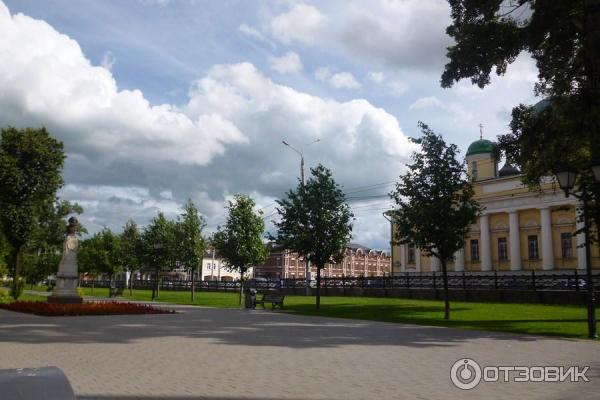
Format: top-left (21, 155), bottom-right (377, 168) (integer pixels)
top-left (0, 0), bottom-right (539, 250)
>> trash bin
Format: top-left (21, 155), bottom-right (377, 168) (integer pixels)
top-left (244, 288), bottom-right (257, 309)
top-left (0, 367), bottom-right (76, 400)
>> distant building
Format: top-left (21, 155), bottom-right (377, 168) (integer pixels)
top-left (255, 243), bottom-right (391, 279)
top-left (172, 247), bottom-right (253, 281)
top-left (389, 137), bottom-right (600, 273)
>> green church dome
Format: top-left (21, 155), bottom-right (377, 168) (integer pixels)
top-left (466, 139), bottom-right (494, 156)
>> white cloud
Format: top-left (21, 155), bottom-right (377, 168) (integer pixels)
top-left (0, 4), bottom-right (247, 166)
top-left (368, 71), bottom-right (384, 84)
top-left (268, 51), bottom-right (303, 74)
top-left (238, 23), bottom-right (276, 48)
top-left (262, 0), bottom-right (451, 71)
top-left (387, 80), bottom-right (408, 96)
top-left (138, 0), bottom-right (170, 6)
top-left (0, 1), bottom-right (415, 248)
top-left (101, 50), bottom-right (116, 70)
top-left (409, 96), bottom-right (473, 123)
top-left (270, 3), bottom-right (327, 44)
top-left (409, 96), bottom-right (445, 110)
top-left (315, 67), bottom-right (361, 90)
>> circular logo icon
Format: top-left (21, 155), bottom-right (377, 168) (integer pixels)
top-left (450, 358), bottom-right (482, 390)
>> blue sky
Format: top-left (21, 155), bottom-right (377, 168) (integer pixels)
top-left (0, 0), bottom-right (539, 249)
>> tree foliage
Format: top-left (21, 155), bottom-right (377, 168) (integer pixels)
top-left (273, 164), bottom-right (353, 309)
top-left (141, 213), bottom-right (178, 300)
top-left (213, 194), bottom-right (266, 304)
top-left (0, 127), bottom-right (65, 292)
top-left (20, 199), bottom-right (85, 286)
top-left (120, 219), bottom-right (142, 294)
top-left (390, 123), bottom-right (481, 319)
top-left (442, 0), bottom-right (600, 227)
top-left (176, 199), bottom-right (206, 301)
top-left (78, 228), bottom-right (122, 281)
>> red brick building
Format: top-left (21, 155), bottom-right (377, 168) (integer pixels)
top-left (256, 243), bottom-right (391, 279)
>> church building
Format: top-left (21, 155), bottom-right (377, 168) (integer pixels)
top-left (390, 137), bottom-right (599, 273)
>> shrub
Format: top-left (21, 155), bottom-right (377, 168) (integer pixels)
top-left (0, 289), bottom-right (10, 304)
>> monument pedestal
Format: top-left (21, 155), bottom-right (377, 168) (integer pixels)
top-left (47, 275), bottom-right (82, 304)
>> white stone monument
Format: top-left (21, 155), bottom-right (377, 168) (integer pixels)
top-left (48, 217), bottom-right (83, 304)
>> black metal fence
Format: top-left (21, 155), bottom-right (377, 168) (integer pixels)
top-left (80, 270), bottom-right (600, 293)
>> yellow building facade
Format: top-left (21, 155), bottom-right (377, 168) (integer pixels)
top-left (391, 138), bottom-right (600, 274)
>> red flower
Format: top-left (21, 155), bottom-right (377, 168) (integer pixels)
top-left (0, 301), bottom-right (176, 316)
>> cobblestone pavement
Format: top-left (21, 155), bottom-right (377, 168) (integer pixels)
top-left (1, 305), bottom-right (599, 400)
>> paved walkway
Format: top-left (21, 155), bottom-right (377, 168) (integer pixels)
top-left (0, 305), bottom-right (598, 400)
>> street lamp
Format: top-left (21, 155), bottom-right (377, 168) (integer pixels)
top-left (553, 160), bottom-right (600, 338)
top-left (152, 242), bottom-right (163, 300)
top-left (282, 139), bottom-right (320, 185)
top-left (282, 138), bottom-right (320, 294)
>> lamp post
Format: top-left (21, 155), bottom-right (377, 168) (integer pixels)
top-left (152, 242), bottom-right (163, 301)
top-left (554, 159), bottom-right (600, 338)
top-left (282, 138), bottom-right (320, 294)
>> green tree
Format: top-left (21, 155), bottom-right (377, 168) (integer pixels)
top-left (390, 123), bottom-right (481, 320)
top-left (21, 199), bottom-right (85, 286)
top-left (176, 200), bottom-right (206, 302)
top-left (441, 0), bottom-right (600, 227)
top-left (273, 165), bottom-right (353, 309)
top-left (142, 213), bottom-right (177, 300)
top-left (0, 127), bottom-right (65, 299)
top-left (212, 195), bottom-right (266, 305)
top-left (120, 219), bottom-right (142, 295)
top-left (78, 229), bottom-right (122, 292)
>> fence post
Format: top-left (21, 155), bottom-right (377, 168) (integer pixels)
top-left (532, 270), bottom-right (536, 291)
top-left (406, 272), bottom-right (410, 290)
top-left (433, 272), bottom-right (436, 290)
top-left (575, 269), bottom-right (580, 292)
top-left (494, 270), bottom-right (498, 290)
top-left (462, 271), bottom-right (466, 290)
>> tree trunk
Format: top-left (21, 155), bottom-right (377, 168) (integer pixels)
top-left (316, 266), bottom-right (321, 309)
top-left (441, 259), bottom-right (450, 320)
top-left (11, 249), bottom-right (22, 300)
top-left (191, 267), bottom-right (196, 302)
top-left (238, 269), bottom-right (245, 306)
top-left (152, 268), bottom-right (160, 300)
top-left (305, 257), bottom-right (311, 296)
top-left (129, 270), bottom-right (133, 296)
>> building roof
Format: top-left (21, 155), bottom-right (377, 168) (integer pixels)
top-left (347, 243), bottom-right (371, 252)
top-left (498, 163), bottom-right (521, 177)
top-left (466, 139), bottom-right (494, 156)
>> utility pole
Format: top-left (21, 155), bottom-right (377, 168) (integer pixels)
top-left (282, 138), bottom-right (320, 295)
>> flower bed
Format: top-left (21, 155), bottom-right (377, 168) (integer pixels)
top-left (0, 301), bottom-right (176, 316)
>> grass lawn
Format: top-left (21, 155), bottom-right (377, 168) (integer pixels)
top-left (0, 286), bottom-right (47, 302)
top-left (17, 285), bottom-right (596, 339)
top-left (81, 286), bottom-right (243, 308)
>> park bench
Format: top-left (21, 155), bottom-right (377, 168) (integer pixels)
top-left (109, 286), bottom-right (124, 298)
top-left (255, 292), bottom-right (285, 310)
